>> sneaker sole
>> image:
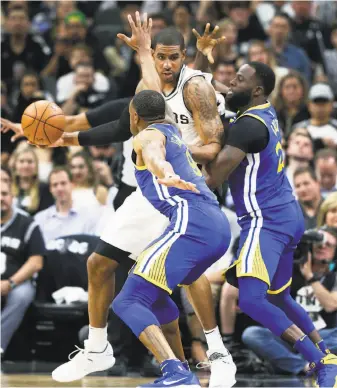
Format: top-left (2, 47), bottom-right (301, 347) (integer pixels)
top-left (52, 357), bottom-right (116, 382)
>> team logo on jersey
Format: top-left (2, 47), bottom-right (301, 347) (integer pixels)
top-left (271, 118), bottom-right (279, 135)
top-left (1, 236), bottom-right (20, 249)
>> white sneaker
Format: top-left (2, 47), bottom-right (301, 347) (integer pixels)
top-left (197, 350), bottom-right (236, 388)
top-left (52, 340), bottom-right (115, 382)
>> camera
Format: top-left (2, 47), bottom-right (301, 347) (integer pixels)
top-left (293, 228), bottom-right (326, 265)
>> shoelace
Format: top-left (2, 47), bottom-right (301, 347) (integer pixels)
top-left (68, 345), bottom-right (88, 361)
top-left (196, 353), bottom-right (231, 370)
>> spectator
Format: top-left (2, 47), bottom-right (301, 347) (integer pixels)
top-left (56, 44), bottom-right (111, 104)
top-left (315, 149), bottom-right (337, 198)
top-left (35, 166), bottom-right (99, 242)
top-left (294, 167), bottom-right (323, 229)
top-left (172, 3), bottom-right (196, 59)
top-left (61, 62), bottom-right (109, 115)
top-left (1, 6), bottom-right (51, 92)
top-left (242, 227), bottom-right (337, 375)
top-left (69, 150), bottom-right (108, 207)
top-left (1, 82), bottom-right (15, 165)
top-left (293, 83), bottom-right (337, 151)
top-left (213, 61), bottom-right (236, 88)
top-left (267, 12), bottom-right (311, 80)
top-left (213, 19), bottom-right (239, 64)
top-left (227, 1), bottom-right (267, 55)
top-left (12, 71), bottom-right (54, 123)
top-left (285, 131), bottom-right (314, 188)
top-left (323, 23), bottom-right (337, 99)
top-left (1, 180), bottom-right (45, 355)
top-left (1, 166), bottom-right (12, 186)
top-left (274, 71), bottom-right (310, 136)
top-left (10, 145), bottom-right (54, 216)
top-left (247, 40), bottom-right (289, 104)
top-left (317, 192), bottom-right (337, 228)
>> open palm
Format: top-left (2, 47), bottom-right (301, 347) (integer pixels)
top-left (193, 23), bottom-right (226, 64)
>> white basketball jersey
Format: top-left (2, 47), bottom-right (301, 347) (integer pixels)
top-left (163, 65), bottom-right (225, 146)
top-left (121, 137), bottom-right (137, 187)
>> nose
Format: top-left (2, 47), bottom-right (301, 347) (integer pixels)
top-left (230, 78), bottom-right (236, 87)
top-left (163, 60), bottom-right (171, 70)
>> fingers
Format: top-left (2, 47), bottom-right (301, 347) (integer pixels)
top-left (135, 10), bottom-right (141, 27)
top-left (148, 17), bottom-right (152, 34)
top-left (142, 12), bottom-right (148, 29)
top-left (211, 25), bottom-right (219, 36)
top-left (127, 14), bottom-right (137, 32)
top-left (192, 28), bottom-right (201, 39)
top-left (204, 23), bottom-right (210, 34)
top-left (207, 53), bottom-right (214, 64)
top-left (11, 133), bottom-right (23, 142)
top-left (117, 33), bottom-right (130, 44)
top-left (217, 36), bottom-right (226, 44)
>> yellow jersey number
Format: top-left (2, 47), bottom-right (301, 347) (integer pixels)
top-left (275, 141), bottom-right (285, 173)
top-left (186, 150), bottom-right (202, 177)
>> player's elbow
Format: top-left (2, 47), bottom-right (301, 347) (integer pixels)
top-left (323, 300), bottom-right (337, 313)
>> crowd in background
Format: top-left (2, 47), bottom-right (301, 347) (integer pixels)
top-left (1, 0), bottom-right (337, 378)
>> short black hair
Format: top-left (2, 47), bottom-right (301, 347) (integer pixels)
top-left (248, 61), bottom-right (276, 97)
top-left (48, 165), bottom-right (73, 185)
top-left (293, 166), bottom-right (318, 182)
top-left (133, 90), bottom-right (166, 121)
top-left (150, 12), bottom-right (168, 24)
top-left (152, 27), bottom-right (185, 50)
top-left (273, 12), bottom-right (292, 26)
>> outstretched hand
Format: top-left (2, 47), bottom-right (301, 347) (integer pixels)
top-left (117, 11), bottom-right (152, 52)
top-left (158, 173), bottom-right (200, 193)
top-left (0, 118), bottom-right (24, 142)
top-left (193, 23), bottom-right (226, 64)
top-left (27, 134), bottom-right (65, 149)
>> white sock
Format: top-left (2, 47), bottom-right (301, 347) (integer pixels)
top-left (204, 326), bottom-right (226, 353)
top-left (87, 325), bottom-right (108, 352)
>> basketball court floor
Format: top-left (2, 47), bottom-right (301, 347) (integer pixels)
top-left (1, 372), bottom-right (313, 388)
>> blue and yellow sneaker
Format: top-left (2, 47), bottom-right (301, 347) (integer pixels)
top-left (309, 354), bottom-right (337, 387)
top-left (137, 359), bottom-right (200, 388)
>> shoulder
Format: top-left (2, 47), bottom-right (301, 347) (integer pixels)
top-left (183, 75), bottom-right (216, 105)
top-left (35, 206), bottom-right (53, 222)
top-left (236, 115), bottom-right (268, 132)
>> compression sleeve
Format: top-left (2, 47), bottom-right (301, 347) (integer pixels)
top-left (79, 106), bottom-right (132, 145)
top-left (226, 116), bottom-right (269, 153)
top-left (86, 97), bottom-right (131, 127)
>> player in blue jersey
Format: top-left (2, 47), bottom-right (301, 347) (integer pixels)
top-left (204, 61), bottom-right (337, 386)
top-left (111, 89), bottom-right (231, 388)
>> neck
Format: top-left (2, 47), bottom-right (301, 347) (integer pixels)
top-left (303, 196), bottom-right (321, 213)
top-left (310, 117), bottom-right (330, 126)
top-left (10, 34), bottom-right (26, 46)
top-left (239, 97), bottom-right (267, 115)
top-left (179, 25), bottom-right (190, 34)
top-left (1, 208), bottom-right (13, 224)
top-left (19, 176), bottom-right (33, 189)
top-left (271, 38), bottom-right (286, 52)
top-left (288, 158), bottom-right (308, 168)
top-left (56, 199), bottom-right (73, 214)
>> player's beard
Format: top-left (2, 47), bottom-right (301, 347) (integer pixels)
top-left (226, 89), bottom-right (252, 113)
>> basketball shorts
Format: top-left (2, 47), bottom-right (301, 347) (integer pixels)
top-left (98, 188), bottom-right (169, 261)
top-left (132, 201), bottom-right (231, 294)
top-left (225, 200), bottom-right (305, 294)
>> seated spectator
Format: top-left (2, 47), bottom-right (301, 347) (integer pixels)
top-left (293, 83), bottom-right (337, 151)
top-left (317, 192), bottom-right (337, 228)
top-left (35, 166), bottom-right (99, 242)
top-left (213, 19), bottom-right (239, 64)
top-left (294, 167), bottom-right (323, 229)
top-left (285, 131), bottom-right (314, 188)
top-left (56, 44), bottom-right (111, 104)
top-left (267, 12), bottom-right (311, 81)
top-left (10, 145), bottom-right (54, 216)
top-left (247, 40), bottom-right (289, 104)
top-left (242, 227), bottom-right (337, 375)
top-left (1, 180), bottom-right (45, 355)
top-left (227, 1), bottom-right (267, 55)
top-left (275, 72), bottom-right (310, 136)
top-left (61, 62), bottom-right (109, 115)
top-left (213, 61), bottom-right (236, 87)
top-left (69, 150), bottom-right (108, 207)
top-left (1, 166), bottom-right (12, 186)
top-left (12, 71), bottom-right (54, 123)
top-left (323, 23), bottom-right (337, 99)
top-left (1, 81), bottom-right (15, 165)
top-left (315, 149), bottom-right (337, 198)
top-left (1, 6), bottom-right (51, 92)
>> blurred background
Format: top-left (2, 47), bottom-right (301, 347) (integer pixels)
top-left (1, 0), bottom-right (337, 383)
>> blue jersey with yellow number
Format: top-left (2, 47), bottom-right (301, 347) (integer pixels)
top-left (134, 123), bottom-right (218, 217)
top-left (228, 102), bottom-right (294, 219)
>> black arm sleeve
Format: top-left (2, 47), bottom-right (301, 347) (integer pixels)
top-left (226, 116), bottom-right (269, 153)
top-left (86, 98), bottom-right (131, 127)
top-left (79, 105), bottom-right (132, 146)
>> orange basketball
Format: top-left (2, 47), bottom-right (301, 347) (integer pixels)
top-left (21, 100), bottom-right (65, 146)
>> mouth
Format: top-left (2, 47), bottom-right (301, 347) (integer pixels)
top-left (163, 72), bottom-right (173, 77)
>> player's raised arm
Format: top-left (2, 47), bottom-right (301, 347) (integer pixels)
top-left (183, 77), bottom-right (223, 164)
top-left (134, 130), bottom-right (199, 192)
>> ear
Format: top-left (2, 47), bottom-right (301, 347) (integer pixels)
top-left (181, 49), bottom-right (186, 61)
top-left (151, 48), bottom-right (155, 58)
top-left (253, 86), bottom-right (263, 98)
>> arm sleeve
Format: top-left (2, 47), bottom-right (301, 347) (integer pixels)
top-left (86, 98), bottom-right (131, 127)
top-left (26, 224), bottom-right (45, 257)
top-left (226, 116), bottom-right (269, 153)
top-left (79, 105), bottom-right (132, 145)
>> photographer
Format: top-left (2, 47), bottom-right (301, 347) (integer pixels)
top-left (242, 227), bottom-right (337, 375)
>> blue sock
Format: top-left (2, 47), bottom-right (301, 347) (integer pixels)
top-left (316, 339), bottom-right (330, 354)
top-left (160, 359), bottom-right (187, 376)
top-left (294, 335), bottom-right (324, 364)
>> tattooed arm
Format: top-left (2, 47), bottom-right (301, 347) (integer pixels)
top-left (183, 76), bottom-right (223, 164)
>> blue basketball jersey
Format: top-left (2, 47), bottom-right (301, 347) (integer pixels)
top-left (134, 123), bottom-right (218, 217)
top-left (228, 102), bottom-right (294, 218)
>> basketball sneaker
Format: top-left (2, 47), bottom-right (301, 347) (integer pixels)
top-left (137, 370), bottom-right (201, 388)
top-left (52, 340), bottom-right (115, 382)
top-left (197, 349), bottom-right (237, 388)
top-left (309, 353), bottom-right (337, 387)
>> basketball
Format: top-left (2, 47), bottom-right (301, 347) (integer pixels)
top-left (21, 100), bottom-right (65, 146)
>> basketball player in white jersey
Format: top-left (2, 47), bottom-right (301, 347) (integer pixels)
top-left (31, 15), bottom-right (237, 388)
